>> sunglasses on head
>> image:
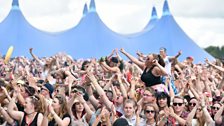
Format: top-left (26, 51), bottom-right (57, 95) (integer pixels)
top-left (189, 103), bottom-right (196, 106)
top-left (30, 95), bottom-right (39, 101)
top-left (173, 103), bottom-right (183, 106)
top-left (145, 110), bottom-right (155, 114)
top-left (41, 88), bottom-right (48, 92)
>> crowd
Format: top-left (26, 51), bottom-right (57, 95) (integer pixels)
top-left (0, 47), bottom-right (223, 126)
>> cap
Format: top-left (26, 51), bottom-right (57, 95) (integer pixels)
top-left (43, 83), bottom-right (54, 97)
top-left (111, 57), bottom-right (119, 63)
top-left (186, 56), bottom-right (194, 60)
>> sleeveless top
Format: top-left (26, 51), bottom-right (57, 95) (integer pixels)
top-left (21, 112), bottom-right (39, 126)
top-left (141, 66), bottom-right (162, 87)
top-left (48, 113), bottom-right (71, 126)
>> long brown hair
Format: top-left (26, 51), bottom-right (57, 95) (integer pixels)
top-left (29, 95), bottom-right (44, 113)
top-left (152, 54), bottom-right (165, 67)
top-left (54, 94), bottom-right (68, 118)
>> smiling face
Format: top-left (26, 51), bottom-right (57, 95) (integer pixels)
top-left (145, 54), bottom-right (154, 66)
top-left (158, 97), bottom-right (168, 108)
top-left (173, 97), bottom-right (184, 114)
top-left (143, 90), bottom-right (154, 104)
top-left (124, 102), bottom-right (135, 118)
top-left (24, 97), bottom-right (35, 114)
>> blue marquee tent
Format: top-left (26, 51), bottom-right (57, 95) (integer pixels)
top-left (0, 0), bottom-right (83, 58)
top-left (0, 0), bottom-right (128, 59)
top-left (0, 0), bottom-right (214, 62)
top-left (128, 0), bottom-right (214, 63)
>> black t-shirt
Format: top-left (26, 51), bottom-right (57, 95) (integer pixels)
top-left (141, 66), bottom-right (162, 87)
top-left (48, 113), bottom-right (71, 126)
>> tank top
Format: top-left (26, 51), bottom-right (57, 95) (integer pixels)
top-left (141, 66), bottom-right (162, 87)
top-left (21, 112), bottom-right (39, 126)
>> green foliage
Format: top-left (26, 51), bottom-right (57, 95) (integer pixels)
top-left (205, 46), bottom-right (224, 59)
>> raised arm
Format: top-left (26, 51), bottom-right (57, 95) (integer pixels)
top-left (0, 104), bottom-right (15, 125)
top-left (87, 72), bottom-right (113, 110)
top-left (7, 91), bottom-right (24, 121)
top-left (49, 105), bottom-right (70, 126)
top-left (169, 50), bottom-right (182, 62)
top-left (100, 61), bottom-right (120, 73)
top-left (115, 48), bottom-right (122, 61)
top-left (29, 48), bottom-right (44, 65)
top-left (214, 103), bottom-right (224, 124)
top-left (205, 58), bottom-right (224, 72)
top-left (117, 74), bottom-right (127, 99)
top-left (86, 85), bottom-right (100, 109)
top-left (169, 107), bottom-right (186, 126)
top-left (186, 105), bottom-right (197, 126)
top-left (107, 49), bottom-right (115, 60)
top-left (120, 48), bottom-right (145, 70)
top-left (200, 96), bottom-right (214, 124)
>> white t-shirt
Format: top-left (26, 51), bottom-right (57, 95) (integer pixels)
top-left (163, 56), bottom-right (172, 76)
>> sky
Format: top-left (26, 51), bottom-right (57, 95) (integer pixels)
top-left (0, 0), bottom-right (223, 48)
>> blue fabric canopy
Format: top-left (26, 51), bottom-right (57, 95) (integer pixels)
top-left (0, 0), bottom-right (128, 59)
top-left (0, 0), bottom-right (82, 58)
top-left (128, 0), bottom-right (214, 63)
top-left (0, 0), bottom-right (214, 62)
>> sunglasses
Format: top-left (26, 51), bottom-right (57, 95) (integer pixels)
top-left (212, 107), bottom-right (220, 110)
top-left (145, 110), bottom-right (155, 114)
top-left (173, 103), bottom-right (184, 106)
top-left (189, 103), bottom-right (196, 106)
top-left (197, 108), bottom-right (202, 111)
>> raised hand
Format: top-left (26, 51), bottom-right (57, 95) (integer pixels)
top-left (178, 50), bottom-right (182, 55)
top-left (205, 58), bottom-right (209, 64)
top-left (1, 86), bottom-right (8, 95)
top-left (120, 48), bottom-right (125, 53)
top-left (152, 59), bottom-right (159, 66)
top-left (76, 93), bottom-right (85, 104)
top-left (48, 104), bottom-right (55, 114)
top-left (29, 48), bottom-right (33, 53)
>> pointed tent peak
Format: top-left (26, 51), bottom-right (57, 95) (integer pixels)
top-left (151, 6), bottom-right (158, 20)
top-left (162, 0), bottom-right (171, 16)
top-left (89, 0), bottom-right (96, 12)
top-left (12, 0), bottom-right (19, 7)
top-left (12, 0), bottom-right (20, 10)
top-left (83, 3), bottom-right (88, 16)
